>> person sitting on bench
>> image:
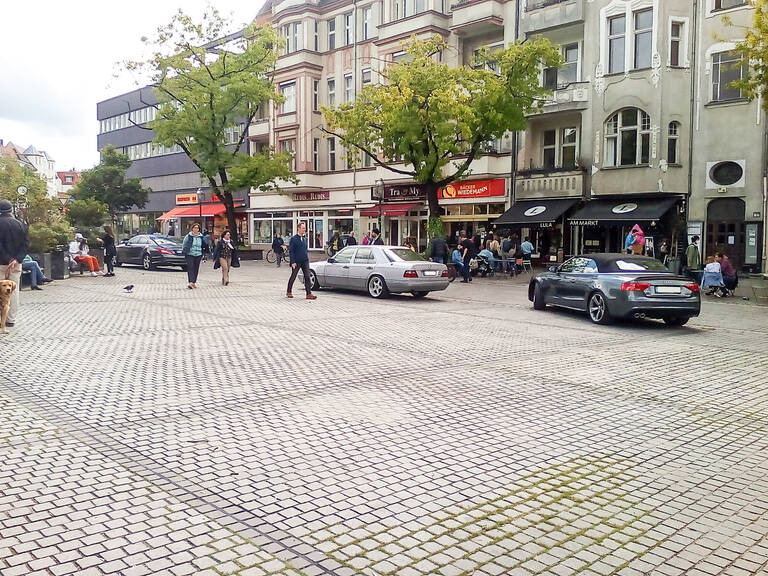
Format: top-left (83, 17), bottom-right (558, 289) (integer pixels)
top-left (21, 255), bottom-right (52, 290)
top-left (69, 233), bottom-right (103, 276)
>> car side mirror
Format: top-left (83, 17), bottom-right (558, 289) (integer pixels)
top-left (548, 265), bottom-right (559, 273)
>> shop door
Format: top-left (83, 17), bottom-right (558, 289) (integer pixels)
top-left (299, 212), bottom-right (325, 250)
top-left (707, 199), bottom-right (746, 269)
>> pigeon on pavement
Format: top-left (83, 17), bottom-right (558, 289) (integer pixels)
top-left (123, 285), bottom-right (134, 293)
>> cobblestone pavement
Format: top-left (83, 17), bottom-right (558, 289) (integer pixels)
top-left (1, 261), bottom-right (767, 576)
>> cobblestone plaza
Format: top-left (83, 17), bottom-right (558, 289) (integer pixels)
top-left (1, 263), bottom-right (767, 576)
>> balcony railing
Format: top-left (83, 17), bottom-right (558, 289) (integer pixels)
top-left (526, 0), bottom-right (570, 11)
top-left (516, 168), bottom-right (584, 197)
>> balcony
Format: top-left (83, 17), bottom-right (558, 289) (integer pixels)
top-left (450, 0), bottom-right (504, 37)
top-left (248, 118), bottom-right (270, 142)
top-left (528, 81), bottom-right (590, 116)
top-left (376, 11), bottom-right (451, 46)
top-left (516, 167), bottom-right (585, 199)
top-left (522, 0), bottom-right (584, 34)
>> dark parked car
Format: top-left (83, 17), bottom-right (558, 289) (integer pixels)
top-left (528, 253), bottom-right (701, 325)
top-left (115, 235), bottom-right (186, 271)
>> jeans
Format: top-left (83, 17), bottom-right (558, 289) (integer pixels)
top-left (457, 261), bottom-right (471, 282)
top-left (220, 257), bottom-right (231, 284)
top-left (105, 253), bottom-right (115, 273)
top-left (22, 260), bottom-right (44, 288)
top-left (186, 255), bottom-right (202, 283)
top-left (287, 260), bottom-right (312, 294)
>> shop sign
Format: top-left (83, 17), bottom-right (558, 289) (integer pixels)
top-left (571, 219), bottom-right (599, 226)
top-left (384, 184), bottom-right (426, 202)
top-left (524, 206), bottom-right (547, 217)
top-left (611, 202), bottom-right (638, 214)
top-left (176, 193), bottom-right (198, 205)
top-left (438, 179), bottom-right (505, 200)
top-left (539, 222), bottom-right (554, 228)
top-left (293, 191), bottom-right (330, 202)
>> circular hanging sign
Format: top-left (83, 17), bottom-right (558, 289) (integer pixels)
top-left (611, 202), bottom-right (638, 214)
top-left (524, 206), bottom-right (547, 217)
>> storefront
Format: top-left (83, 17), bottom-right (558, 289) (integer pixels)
top-left (361, 184), bottom-right (428, 248)
top-left (568, 195), bottom-right (683, 256)
top-left (495, 197), bottom-right (580, 261)
top-left (158, 192), bottom-right (248, 242)
top-left (438, 179), bottom-right (507, 243)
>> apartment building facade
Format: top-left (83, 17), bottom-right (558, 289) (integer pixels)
top-left (251, 0), bottom-right (766, 271)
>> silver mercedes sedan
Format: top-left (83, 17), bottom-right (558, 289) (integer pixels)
top-left (308, 245), bottom-right (449, 298)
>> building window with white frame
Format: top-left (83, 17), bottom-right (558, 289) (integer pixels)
top-left (363, 6), bottom-right (372, 40)
top-left (714, 0), bottom-right (748, 10)
top-left (282, 23), bottom-right (300, 54)
top-left (345, 13), bottom-right (352, 45)
top-left (328, 18), bottom-right (336, 50)
top-left (669, 21), bottom-right (683, 67)
top-left (344, 73), bottom-right (353, 102)
top-left (543, 130), bottom-right (556, 169)
top-left (415, 0), bottom-right (425, 14)
top-left (313, 138), bottom-right (319, 171)
top-left (712, 50), bottom-right (746, 102)
top-left (329, 137), bottom-right (337, 171)
top-left (280, 82), bottom-right (296, 113)
top-left (313, 80), bottom-right (319, 111)
top-left (280, 139), bottom-right (296, 171)
top-left (604, 108), bottom-right (651, 167)
top-left (667, 122), bottom-right (680, 165)
top-left (633, 9), bottom-right (653, 69)
top-left (362, 150), bottom-right (373, 168)
top-left (327, 78), bottom-right (336, 106)
top-left (361, 68), bottom-right (372, 84)
top-left (561, 127), bottom-right (577, 169)
top-left (608, 15), bottom-right (626, 74)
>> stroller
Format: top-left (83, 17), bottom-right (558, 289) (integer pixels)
top-left (474, 254), bottom-right (496, 278)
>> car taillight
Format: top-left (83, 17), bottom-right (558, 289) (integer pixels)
top-left (621, 282), bottom-right (651, 291)
top-left (157, 248), bottom-right (173, 255)
top-left (441, 270), bottom-right (448, 277)
top-left (685, 283), bottom-right (700, 293)
top-left (403, 270), bottom-right (418, 278)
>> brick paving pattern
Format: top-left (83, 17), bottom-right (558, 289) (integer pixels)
top-left (1, 262), bottom-right (767, 576)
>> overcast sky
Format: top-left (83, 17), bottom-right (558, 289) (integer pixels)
top-left (0, 1), bottom-right (262, 172)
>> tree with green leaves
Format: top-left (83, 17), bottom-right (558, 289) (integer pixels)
top-left (323, 35), bottom-right (560, 220)
top-left (74, 146), bottom-right (149, 218)
top-left (123, 8), bottom-right (296, 244)
top-left (732, 0), bottom-right (768, 105)
top-left (0, 156), bottom-right (58, 226)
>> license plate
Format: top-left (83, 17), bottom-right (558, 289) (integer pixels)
top-left (656, 286), bottom-right (681, 294)
top-left (423, 270), bottom-right (437, 277)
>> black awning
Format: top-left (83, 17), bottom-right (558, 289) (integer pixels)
top-left (568, 197), bottom-right (680, 225)
top-left (495, 198), bottom-right (580, 226)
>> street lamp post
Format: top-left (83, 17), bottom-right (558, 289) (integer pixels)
top-left (15, 185), bottom-right (27, 224)
top-left (374, 178), bottom-right (385, 237)
top-left (197, 187), bottom-right (204, 229)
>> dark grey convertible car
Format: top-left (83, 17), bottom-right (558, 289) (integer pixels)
top-left (528, 253), bottom-right (701, 325)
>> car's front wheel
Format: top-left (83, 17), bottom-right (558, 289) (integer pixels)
top-left (663, 316), bottom-right (689, 327)
top-left (532, 282), bottom-right (546, 310)
top-left (368, 275), bottom-right (388, 299)
top-left (309, 270), bottom-right (320, 291)
top-left (588, 291), bottom-right (613, 325)
top-left (142, 253), bottom-right (153, 271)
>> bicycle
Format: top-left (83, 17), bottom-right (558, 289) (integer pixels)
top-left (266, 249), bottom-right (289, 264)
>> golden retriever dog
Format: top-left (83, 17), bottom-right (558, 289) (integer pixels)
top-left (0, 279), bottom-right (17, 334)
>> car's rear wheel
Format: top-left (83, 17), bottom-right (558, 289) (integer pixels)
top-left (663, 316), bottom-right (689, 326)
top-left (532, 282), bottom-right (546, 310)
top-left (309, 270), bottom-right (320, 291)
top-left (412, 291), bottom-right (429, 298)
top-left (588, 291), bottom-right (613, 325)
top-left (142, 253), bottom-right (153, 271)
top-left (368, 275), bottom-right (388, 299)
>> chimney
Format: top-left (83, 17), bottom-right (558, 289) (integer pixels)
top-left (0, 139), bottom-right (4, 147)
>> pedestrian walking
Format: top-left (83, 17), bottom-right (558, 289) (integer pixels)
top-left (684, 235), bottom-right (701, 281)
top-left (201, 229), bottom-right (211, 262)
top-left (272, 233), bottom-right (285, 267)
top-left (100, 225), bottom-right (117, 277)
top-left (371, 228), bottom-right (384, 245)
top-left (182, 222), bottom-right (205, 289)
top-left (286, 222), bottom-right (316, 299)
top-left (0, 199), bottom-right (28, 329)
top-left (212, 230), bottom-right (238, 286)
top-left (630, 224), bottom-right (645, 255)
top-left (458, 233), bottom-right (474, 282)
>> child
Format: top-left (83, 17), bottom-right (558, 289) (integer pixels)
top-left (700, 255), bottom-right (724, 296)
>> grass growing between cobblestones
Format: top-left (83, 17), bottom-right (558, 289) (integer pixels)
top-left (311, 454), bottom-right (660, 575)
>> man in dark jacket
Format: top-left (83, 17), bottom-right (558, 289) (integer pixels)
top-left (371, 228), bottom-right (384, 245)
top-left (271, 234), bottom-right (285, 267)
top-left (430, 235), bottom-right (449, 264)
top-left (286, 222), bottom-right (316, 299)
top-left (0, 199), bottom-right (29, 328)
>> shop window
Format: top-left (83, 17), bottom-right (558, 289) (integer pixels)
top-left (667, 122), bottom-right (680, 165)
top-left (712, 50), bottom-right (746, 102)
top-left (605, 108), bottom-right (651, 167)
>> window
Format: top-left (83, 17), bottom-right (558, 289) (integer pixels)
top-left (354, 248), bottom-right (375, 264)
top-left (363, 6), bottom-right (372, 40)
top-left (362, 68), bottom-right (372, 84)
top-left (328, 18), bottom-right (336, 50)
top-left (714, 0), bottom-right (748, 10)
top-left (333, 247), bottom-right (355, 263)
top-left (362, 151), bottom-right (373, 167)
top-left (670, 21), bottom-right (683, 67)
top-left (345, 13), bottom-right (352, 45)
top-left (561, 128), bottom-right (577, 169)
top-left (604, 108), bottom-right (651, 167)
top-left (608, 15), bottom-right (626, 73)
top-left (314, 21), bottom-right (319, 51)
top-left (283, 23), bottom-right (300, 54)
top-left (313, 138), bottom-right (319, 171)
top-left (329, 137), bottom-right (336, 171)
top-left (280, 139), bottom-right (296, 171)
top-left (280, 82), bottom-right (296, 113)
top-left (415, 0), bottom-right (425, 14)
top-left (544, 43), bottom-right (579, 89)
top-left (712, 50), bottom-right (746, 102)
top-left (667, 122), bottom-right (680, 165)
top-left (344, 73), bottom-right (354, 102)
top-left (327, 78), bottom-right (336, 106)
top-left (634, 9), bottom-right (653, 69)
top-left (543, 130), bottom-right (556, 169)
top-left (224, 124), bottom-right (244, 145)
top-left (313, 80), bottom-right (319, 111)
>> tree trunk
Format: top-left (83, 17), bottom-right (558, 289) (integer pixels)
top-left (425, 182), bottom-right (443, 218)
top-left (221, 191), bottom-right (239, 245)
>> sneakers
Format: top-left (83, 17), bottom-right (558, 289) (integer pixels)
top-left (31, 286), bottom-right (43, 291)
top-left (306, 293), bottom-right (317, 300)
top-left (91, 272), bottom-right (98, 277)
top-left (286, 292), bottom-right (293, 298)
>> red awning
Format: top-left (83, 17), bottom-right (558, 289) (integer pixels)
top-left (156, 207), bottom-right (189, 221)
top-left (360, 202), bottom-right (422, 217)
top-left (176, 203), bottom-right (245, 217)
